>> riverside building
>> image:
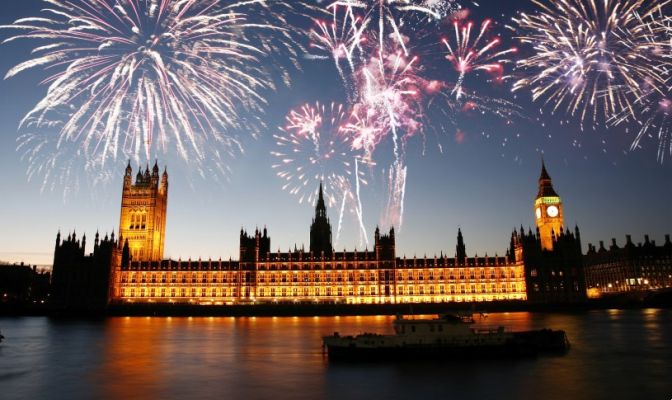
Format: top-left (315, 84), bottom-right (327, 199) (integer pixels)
top-left (52, 161), bottom-right (587, 307)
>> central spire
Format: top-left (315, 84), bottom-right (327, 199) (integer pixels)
top-left (310, 181), bottom-right (332, 257)
top-left (315, 181), bottom-right (326, 218)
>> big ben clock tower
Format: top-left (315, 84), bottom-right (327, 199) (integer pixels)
top-left (534, 160), bottom-right (563, 251)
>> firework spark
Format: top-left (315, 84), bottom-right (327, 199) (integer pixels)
top-left (442, 18), bottom-right (517, 100)
top-left (512, 0), bottom-right (670, 129)
top-left (271, 101), bottom-right (370, 244)
top-left (354, 49), bottom-right (427, 229)
top-left (329, 0), bottom-right (461, 56)
top-left (614, 94), bottom-right (672, 163)
top-left (359, 51), bottom-right (425, 145)
top-left (607, 6), bottom-right (672, 162)
top-left (308, 4), bottom-right (368, 95)
top-left (2, 0), bottom-right (305, 180)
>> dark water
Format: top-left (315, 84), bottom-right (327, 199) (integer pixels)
top-left (0, 310), bottom-right (670, 399)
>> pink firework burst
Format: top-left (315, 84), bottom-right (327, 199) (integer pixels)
top-left (442, 18), bottom-right (517, 99)
top-left (271, 101), bottom-right (371, 244)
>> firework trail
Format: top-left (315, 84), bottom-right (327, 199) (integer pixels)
top-left (359, 51), bottom-right (425, 149)
top-left (613, 94), bottom-right (672, 163)
top-left (308, 3), bottom-right (368, 94)
top-left (1, 0), bottom-right (310, 187)
top-left (607, 6), bottom-right (672, 163)
top-left (511, 0), bottom-right (670, 129)
top-left (432, 81), bottom-right (526, 122)
top-left (356, 49), bottom-right (427, 230)
top-left (342, 103), bottom-right (387, 161)
top-left (16, 133), bottom-right (99, 201)
top-left (385, 160), bottom-right (407, 230)
top-left (271, 101), bottom-right (370, 245)
top-left (329, 0), bottom-right (461, 56)
top-left (442, 18), bottom-right (517, 100)
top-left (302, 1), bottom-right (512, 232)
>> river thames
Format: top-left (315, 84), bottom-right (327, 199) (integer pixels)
top-left (0, 309), bottom-right (670, 399)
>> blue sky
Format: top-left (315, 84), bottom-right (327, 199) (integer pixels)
top-left (0, 0), bottom-right (670, 266)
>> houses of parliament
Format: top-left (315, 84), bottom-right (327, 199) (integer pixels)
top-left (51, 161), bottom-right (589, 308)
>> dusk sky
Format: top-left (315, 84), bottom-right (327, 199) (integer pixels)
top-left (0, 0), bottom-right (670, 266)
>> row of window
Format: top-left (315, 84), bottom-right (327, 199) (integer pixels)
top-left (120, 270), bottom-right (524, 284)
top-left (120, 283), bottom-right (522, 298)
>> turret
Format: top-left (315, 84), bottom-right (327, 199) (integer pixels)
top-left (151, 160), bottom-right (160, 187)
top-left (124, 160), bottom-right (132, 189)
top-left (456, 228), bottom-right (466, 264)
top-left (375, 227), bottom-right (396, 260)
top-left (160, 167), bottom-right (168, 194)
top-left (309, 182), bottom-right (333, 257)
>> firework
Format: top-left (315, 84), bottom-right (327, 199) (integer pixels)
top-left (271, 101), bottom-right (370, 244)
top-left (614, 94), bottom-right (672, 163)
top-left (358, 50), bottom-right (426, 150)
top-left (442, 18), bottom-right (517, 99)
top-left (437, 82), bottom-right (526, 122)
top-left (308, 4), bottom-right (368, 95)
top-left (606, 6), bottom-right (672, 163)
top-left (353, 49), bottom-right (427, 229)
top-left (1, 0), bottom-right (306, 178)
top-left (512, 0), bottom-right (670, 129)
top-left (342, 103), bottom-right (387, 161)
top-left (329, 0), bottom-right (461, 56)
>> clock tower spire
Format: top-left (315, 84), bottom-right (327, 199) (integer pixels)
top-left (534, 159), bottom-right (563, 251)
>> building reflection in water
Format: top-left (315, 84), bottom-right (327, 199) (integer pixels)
top-left (0, 312), bottom-right (663, 399)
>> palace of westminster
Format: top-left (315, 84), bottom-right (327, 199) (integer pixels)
top-left (49, 161), bottom-right (672, 309)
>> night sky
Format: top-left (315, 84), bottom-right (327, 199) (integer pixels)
top-left (0, 0), bottom-right (670, 266)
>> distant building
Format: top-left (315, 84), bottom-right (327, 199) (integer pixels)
top-left (583, 235), bottom-right (672, 297)
top-left (51, 231), bottom-right (119, 310)
top-left (52, 161), bottom-right (588, 308)
top-left (0, 262), bottom-right (50, 305)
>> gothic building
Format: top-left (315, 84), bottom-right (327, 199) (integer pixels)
top-left (51, 230), bottom-right (119, 309)
top-left (509, 162), bottom-right (587, 303)
top-left (583, 234), bottom-right (672, 296)
top-left (119, 161), bottom-right (168, 261)
top-left (53, 161), bottom-right (590, 307)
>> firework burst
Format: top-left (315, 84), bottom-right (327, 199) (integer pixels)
top-left (329, 0), bottom-right (461, 56)
top-left (512, 0), bottom-right (670, 129)
top-left (359, 51), bottom-right (425, 143)
top-left (308, 4), bottom-right (368, 95)
top-left (614, 94), bottom-right (672, 163)
top-left (271, 101), bottom-right (370, 244)
top-left (607, 5), bottom-right (672, 162)
top-left (1, 0), bottom-right (306, 181)
top-left (442, 18), bottom-right (517, 99)
top-left (354, 49), bottom-right (428, 229)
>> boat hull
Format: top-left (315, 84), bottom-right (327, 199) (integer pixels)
top-left (323, 329), bottom-right (568, 362)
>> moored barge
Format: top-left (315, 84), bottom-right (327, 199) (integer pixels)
top-left (322, 314), bottom-right (569, 361)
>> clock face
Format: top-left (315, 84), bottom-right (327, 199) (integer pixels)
top-left (547, 205), bottom-right (559, 218)
top-left (535, 207), bottom-right (541, 219)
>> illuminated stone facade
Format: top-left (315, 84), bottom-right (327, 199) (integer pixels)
top-left (53, 161), bottom-right (591, 307)
top-left (111, 183), bottom-right (527, 304)
top-left (118, 162), bottom-right (168, 261)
